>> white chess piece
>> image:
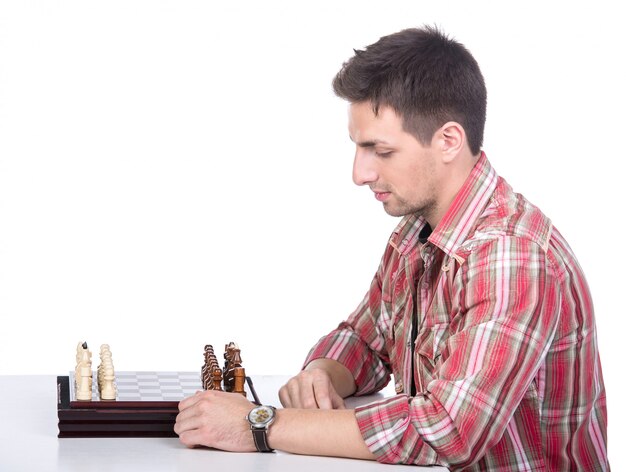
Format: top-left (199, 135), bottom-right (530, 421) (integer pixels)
top-left (75, 342), bottom-right (92, 401)
top-left (98, 344), bottom-right (116, 400)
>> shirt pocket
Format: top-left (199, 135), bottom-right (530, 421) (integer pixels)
top-left (386, 300), bottom-right (412, 394)
top-left (414, 322), bottom-right (449, 391)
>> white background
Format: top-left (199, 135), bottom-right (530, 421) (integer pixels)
top-left (0, 0), bottom-right (623, 467)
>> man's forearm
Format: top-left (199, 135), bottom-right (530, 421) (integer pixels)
top-left (268, 407), bottom-right (375, 460)
top-left (304, 358), bottom-right (356, 398)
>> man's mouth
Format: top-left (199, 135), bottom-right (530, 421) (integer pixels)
top-left (374, 191), bottom-right (391, 202)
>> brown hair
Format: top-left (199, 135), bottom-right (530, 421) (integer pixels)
top-left (333, 26), bottom-right (487, 155)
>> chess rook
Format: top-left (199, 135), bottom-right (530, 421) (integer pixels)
top-left (212, 367), bottom-right (223, 391)
top-left (233, 366), bottom-right (246, 397)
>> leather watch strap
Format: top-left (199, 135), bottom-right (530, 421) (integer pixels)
top-left (251, 428), bottom-right (274, 452)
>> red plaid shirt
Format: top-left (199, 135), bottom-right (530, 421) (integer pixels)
top-left (305, 153), bottom-right (609, 471)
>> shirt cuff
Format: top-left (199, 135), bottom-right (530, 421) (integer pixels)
top-left (354, 394), bottom-right (412, 463)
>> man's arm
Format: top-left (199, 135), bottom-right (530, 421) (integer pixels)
top-left (175, 388), bottom-right (374, 460)
top-left (270, 406), bottom-right (374, 459)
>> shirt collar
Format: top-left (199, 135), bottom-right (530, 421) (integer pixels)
top-left (429, 151), bottom-right (498, 261)
top-left (389, 152), bottom-right (498, 262)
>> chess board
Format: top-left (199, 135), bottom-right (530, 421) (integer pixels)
top-left (57, 371), bottom-right (260, 438)
top-left (69, 371), bottom-right (202, 402)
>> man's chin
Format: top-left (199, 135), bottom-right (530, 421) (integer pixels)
top-left (382, 203), bottom-right (407, 218)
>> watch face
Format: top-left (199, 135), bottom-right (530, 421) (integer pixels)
top-left (248, 405), bottom-right (275, 428)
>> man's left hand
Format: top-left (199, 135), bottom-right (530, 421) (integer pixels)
top-left (175, 390), bottom-right (256, 452)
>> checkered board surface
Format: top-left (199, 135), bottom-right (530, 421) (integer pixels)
top-left (69, 371), bottom-right (202, 402)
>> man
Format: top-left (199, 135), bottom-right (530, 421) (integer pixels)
top-left (175, 27), bottom-right (609, 471)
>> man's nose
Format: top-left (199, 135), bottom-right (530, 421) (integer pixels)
top-left (352, 149), bottom-right (377, 186)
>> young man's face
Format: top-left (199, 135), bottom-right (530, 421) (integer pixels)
top-left (348, 102), bottom-right (439, 219)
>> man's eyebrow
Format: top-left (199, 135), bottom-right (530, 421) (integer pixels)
top-left (348, 136), bottom-right (390, 147)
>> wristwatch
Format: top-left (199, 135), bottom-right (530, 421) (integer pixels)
top-left (246, 405), bottom-right (277, 452)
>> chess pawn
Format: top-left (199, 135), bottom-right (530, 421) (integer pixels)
top-left (210, 359), bottom-right (220, 378)
top-left (98, 346), bottom-right (114, 369)
top-left (201, 344), bottom-right (219, 390)
top-left (99, 373), bottom-right (116, 400)
top-left (99, 346), bottom-right (113, 367)
top-left (201, 364), bottom-right (209, 389)
top-left (97, 344), bottom-right (116, 399)
top-left (202, 365), bottom-right (212, 390)
top-left (212, 367), bottom-right (223, 391)
top-left (204, 345), bottom-right (215, 366)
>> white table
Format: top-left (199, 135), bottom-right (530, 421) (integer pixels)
top-left (0, 375), bottom-right (447, 471)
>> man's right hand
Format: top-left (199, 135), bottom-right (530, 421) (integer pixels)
top-left (278, 359), bottom-right (357, 410)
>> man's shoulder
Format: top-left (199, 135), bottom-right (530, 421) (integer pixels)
top-left (469, 176), bottom-right (553, 251)
top-left (459, 177), bottom-right (584, 280)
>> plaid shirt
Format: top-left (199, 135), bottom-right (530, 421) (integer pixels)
top-left (305, 153), bottom-right (609, 471)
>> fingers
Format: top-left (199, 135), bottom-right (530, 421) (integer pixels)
top-left (178, 389), bottom-right (205, 411)
top-left (278, 380), bottom-right (295, 408)
top-left (312, 374), bottom-right (333, 409)
top-left (175, 394), bottom-right (209, 440)
top-left (279, 369), bottom-right (345, 410)
top-left (330, 388), bottom-right (347, 410)
top-left (175, 391), bottom-right (219, 444)
top-left (178, 429), bottom-right (204, 448)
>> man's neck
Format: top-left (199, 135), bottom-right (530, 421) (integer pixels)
top-left (426, 152), bottom-right (481, 229)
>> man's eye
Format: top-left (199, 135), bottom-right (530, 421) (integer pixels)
top-left (376, 151), bottom-right (393, 158)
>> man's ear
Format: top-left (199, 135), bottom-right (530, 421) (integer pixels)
top-left (434, 121), bottom-right (465, 163)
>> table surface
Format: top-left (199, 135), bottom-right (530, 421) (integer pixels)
top-left (0, 374), bottom-right (448, 472)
